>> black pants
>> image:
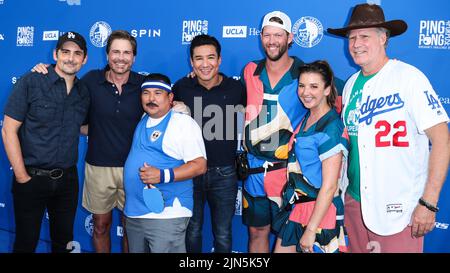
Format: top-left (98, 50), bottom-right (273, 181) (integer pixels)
top-left (11, 166), bottom-right (78, 253)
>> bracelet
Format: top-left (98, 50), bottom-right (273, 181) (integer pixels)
top-left (418, 198), bottom-right (439, 213)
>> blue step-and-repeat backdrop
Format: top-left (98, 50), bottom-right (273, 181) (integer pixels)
top-left (0, 0), bottom-right (449, 253)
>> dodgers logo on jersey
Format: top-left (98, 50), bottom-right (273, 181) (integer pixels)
top-left (150, 130), bottom-right (162, 142)
top-left (424, 90), bottom-right (444, 116)
top-left (359, 93), bottom-right (405, 125)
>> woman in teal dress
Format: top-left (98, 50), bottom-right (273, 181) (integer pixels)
top-left (273, 61), bottom-right (349, 253)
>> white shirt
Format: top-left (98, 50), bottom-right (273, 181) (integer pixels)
top-left (342, 59), bottom-right (449, 235)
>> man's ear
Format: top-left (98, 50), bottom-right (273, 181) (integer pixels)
top-left (82, 54), bottom-right (88, 65)
top-left (288, 32), bottom-right (294, 44)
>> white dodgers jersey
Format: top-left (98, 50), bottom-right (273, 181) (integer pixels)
top-left (342, 59), bottom-right (449, 235)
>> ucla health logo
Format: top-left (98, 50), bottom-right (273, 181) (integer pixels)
top-left (90, 21), bottom-right (112, 47)
top-left (418, 20), bottom-right (450, 50)
top-left (16, 26), bottom-right (34, 46)
top-left (182, 19), bottom-right (208, 45)
top-left (222, 26), bottom-right (247, 38)
top-left (43, 30), bottom-right (59, 41)
top-left (292, 16), bottom-right (323, 48)
top-left (84, 214), bottom-right (94, 236)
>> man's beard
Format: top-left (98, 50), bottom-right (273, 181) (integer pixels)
top-left (265, 43), bottom-right (288, 62)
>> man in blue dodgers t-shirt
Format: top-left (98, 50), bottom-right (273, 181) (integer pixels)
top-left (123, 73), bottom-right (207, 253)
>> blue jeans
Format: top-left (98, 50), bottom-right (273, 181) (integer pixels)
top-left (186, 165), bottom-right (238, 253)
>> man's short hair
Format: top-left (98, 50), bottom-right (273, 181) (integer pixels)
top-left (376, 27), bottom-right (390, 48)
top-left (106, 30), bottom-right (137, 56)
top-left (190, 34), bottom-right (221, 58)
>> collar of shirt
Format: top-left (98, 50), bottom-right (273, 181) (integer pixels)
top-left (98, 65), bottom-right (142, 86)
top-left (253, 56), bottom-right (304, 79)
top-left (47, 64), bottom-right (81, 85)
top-left (146, 110), bottom-right (170, 128)
top-left (47, 65), bottom-right (83, 97)
top-left (190, 72), bottom-right (229, 91)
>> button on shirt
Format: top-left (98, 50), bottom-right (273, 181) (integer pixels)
top-left (4, 65), bottom-right (90, 169)
top-left (83, 67), bottom-right (145, 167)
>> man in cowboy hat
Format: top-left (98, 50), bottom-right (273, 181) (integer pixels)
top-left (328, 3), bottom-right (449, 253)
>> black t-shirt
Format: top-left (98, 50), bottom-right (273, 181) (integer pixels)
top-left (173, 74), bottom-right (246, 167)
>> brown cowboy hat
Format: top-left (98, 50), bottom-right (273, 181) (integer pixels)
top-left (327, 3), bottom-right (407, 37)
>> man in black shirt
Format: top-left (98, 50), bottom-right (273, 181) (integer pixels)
top-left (2, 32), bottom-right (89, 253)
top-left (173, 34), bottom-right (246, 253)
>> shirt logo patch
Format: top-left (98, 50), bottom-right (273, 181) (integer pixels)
top-left (423, 90), bottom-right (443, 115)
top-left (386, 203), bottom-right (403, 214)
top-left (150, 130), bottom-right (162, 142)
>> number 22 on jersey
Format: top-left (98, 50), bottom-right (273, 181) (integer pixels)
top-left (375, 120), bottom-right (409, 147)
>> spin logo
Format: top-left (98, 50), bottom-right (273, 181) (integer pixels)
top-left (182, 19), bottom-right (208, 45)
top-left (418, 20), bottom-right (450, 49)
